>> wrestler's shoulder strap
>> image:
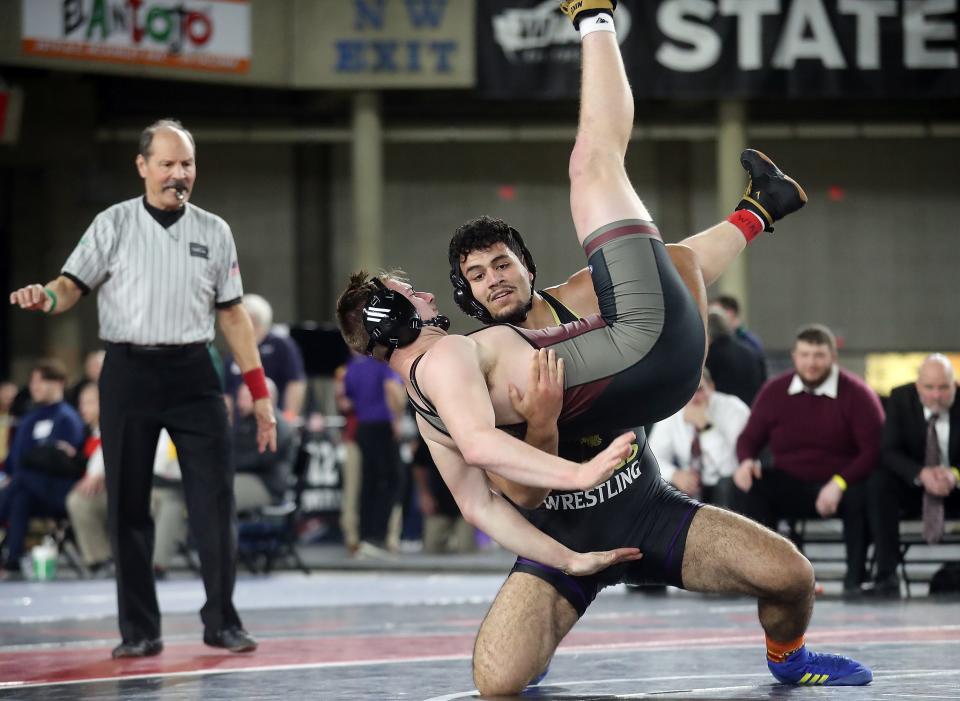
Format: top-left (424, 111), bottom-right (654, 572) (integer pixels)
top-left (539, 289), bottom-right (580, 325)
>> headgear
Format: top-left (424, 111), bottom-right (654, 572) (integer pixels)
top-left (363, 278), bottom-right (450, 359)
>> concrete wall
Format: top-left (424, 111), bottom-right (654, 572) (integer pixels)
top-left (328, 136), bottom-right (960, 355)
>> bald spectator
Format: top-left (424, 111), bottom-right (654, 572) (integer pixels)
top-left (705, 309), bottom-right (766, 406)
top-left (735, 324), bottom-right (884, 595)
top-left (225, 294), bottom-right (307, 422)
top-left (864, 355), bottom-right (960, 597)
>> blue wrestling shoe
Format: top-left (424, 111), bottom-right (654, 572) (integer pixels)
top-left (767, 646), bottom-right (872, 686)
top-left (527, 662), bottom-right (550, 688)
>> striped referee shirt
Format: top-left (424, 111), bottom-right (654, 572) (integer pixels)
top-left (62, 197), bottom-right (244, 345)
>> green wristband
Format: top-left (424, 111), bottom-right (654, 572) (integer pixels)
top-left (42, 288), bottom-right (58, 315)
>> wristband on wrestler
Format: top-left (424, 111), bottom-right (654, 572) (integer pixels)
top-left (242, 367), bottom-right (270, 401)
top-left (43, 288), bottom-right (58, 315)
top-left (951, 467), bottom-right (960, 483)
top-left (831, 474), bottom-right (848, 491)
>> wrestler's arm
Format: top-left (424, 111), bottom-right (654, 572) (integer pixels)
top-left (487, 348), bottom-right (563, 508)
top-left (421, 335), bottom-right (631, 492)
top-left (425, 431), bottom-right (641, 575)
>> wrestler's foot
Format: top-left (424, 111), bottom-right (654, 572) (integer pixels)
top-left (559, 0), bottom-right (617, 29)
top-left (735, 149), bottom-right (808, 232)
top-left (767, 646), bottom-right (872, 686)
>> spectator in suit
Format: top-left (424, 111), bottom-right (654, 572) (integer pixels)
top-left (648, 368), bottom-right (750, 509)
top-left (735, 324), bottom-right (884, 594)
top-left (711, 294), bottom-right (765, 358)
top-left (0, 359), bottom-right (85, 578)
top-left (865, 354), bottom-right (960, 596)
top-left (705, 309), bottom-right (766, 406)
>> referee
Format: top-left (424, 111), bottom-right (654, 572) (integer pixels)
top-left (9, 119), bottom-right (277, 658)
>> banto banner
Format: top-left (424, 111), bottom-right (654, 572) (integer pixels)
top-left (21, 0), bottom-right (252, 74)
top-left (478, 0), bottom-right (960, 99)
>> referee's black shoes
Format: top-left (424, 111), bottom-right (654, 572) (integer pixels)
top-left (111, 638), bottom-right (163, 658)
top-left (203, 626), bottom-right (258, 653)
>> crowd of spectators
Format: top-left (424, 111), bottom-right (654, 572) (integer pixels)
top-left (647, 307), bottom-right (959, 597)
top-left (1, 293), bottom-right (957, 598)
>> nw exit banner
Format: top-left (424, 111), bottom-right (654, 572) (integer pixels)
top-left (478, 0), bottom-right (960, 99)
top-left (21, 0), bottom-right (251, 74)
top-left (293, 0), bottom-right (474, 89)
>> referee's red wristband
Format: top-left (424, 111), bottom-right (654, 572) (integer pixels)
top-left (242, 367), bottom-right (270, 401)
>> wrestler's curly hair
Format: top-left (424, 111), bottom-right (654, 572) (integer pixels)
top-left (448, 215), bottom-right (533, 272)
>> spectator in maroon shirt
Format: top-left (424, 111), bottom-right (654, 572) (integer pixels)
top-left (735, 324), bottom-right (884, 594)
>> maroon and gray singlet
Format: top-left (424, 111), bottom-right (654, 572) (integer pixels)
top-left (411, 219), bottom-right (707, 615)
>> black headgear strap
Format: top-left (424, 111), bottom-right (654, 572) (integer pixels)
top-left (449, 226), bottom-right (537, 324)
top-left (362, 278), bottom-right (450, 360)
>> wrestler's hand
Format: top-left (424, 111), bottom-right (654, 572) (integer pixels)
top-left (9, 283), bottom-right (52, 312)
top-left (577, 431), bottom-right (636, 491)
top-left (253, 397), bottom-right (278, 453)
top-left (566, 547), bottom-right (643, 577)
top-left (509, 349), bottom-right (564, 431)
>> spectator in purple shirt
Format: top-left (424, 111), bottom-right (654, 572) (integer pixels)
top-left (341, 353), bottom-right (407, 555)
top-left (735, 324), bottom-right (884, 594)
top-left (224, 294), bottom-right (307, 421)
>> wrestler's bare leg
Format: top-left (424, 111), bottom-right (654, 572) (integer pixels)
top-left (667, 244), bottom-right (709, 360)
top-left (568, 30), bottom-right (743, 322)
top-left (675, 222), bottom-right (747, 288)
top-left (568, 30), bottom-right (649, 243)
top-left (682, 506), bottom-right (815, 642)
top-left (472, 573), bottom-right (578, 696)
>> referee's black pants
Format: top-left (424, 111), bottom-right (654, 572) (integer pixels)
top-left (101, 343), bottom-right (242, 643)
